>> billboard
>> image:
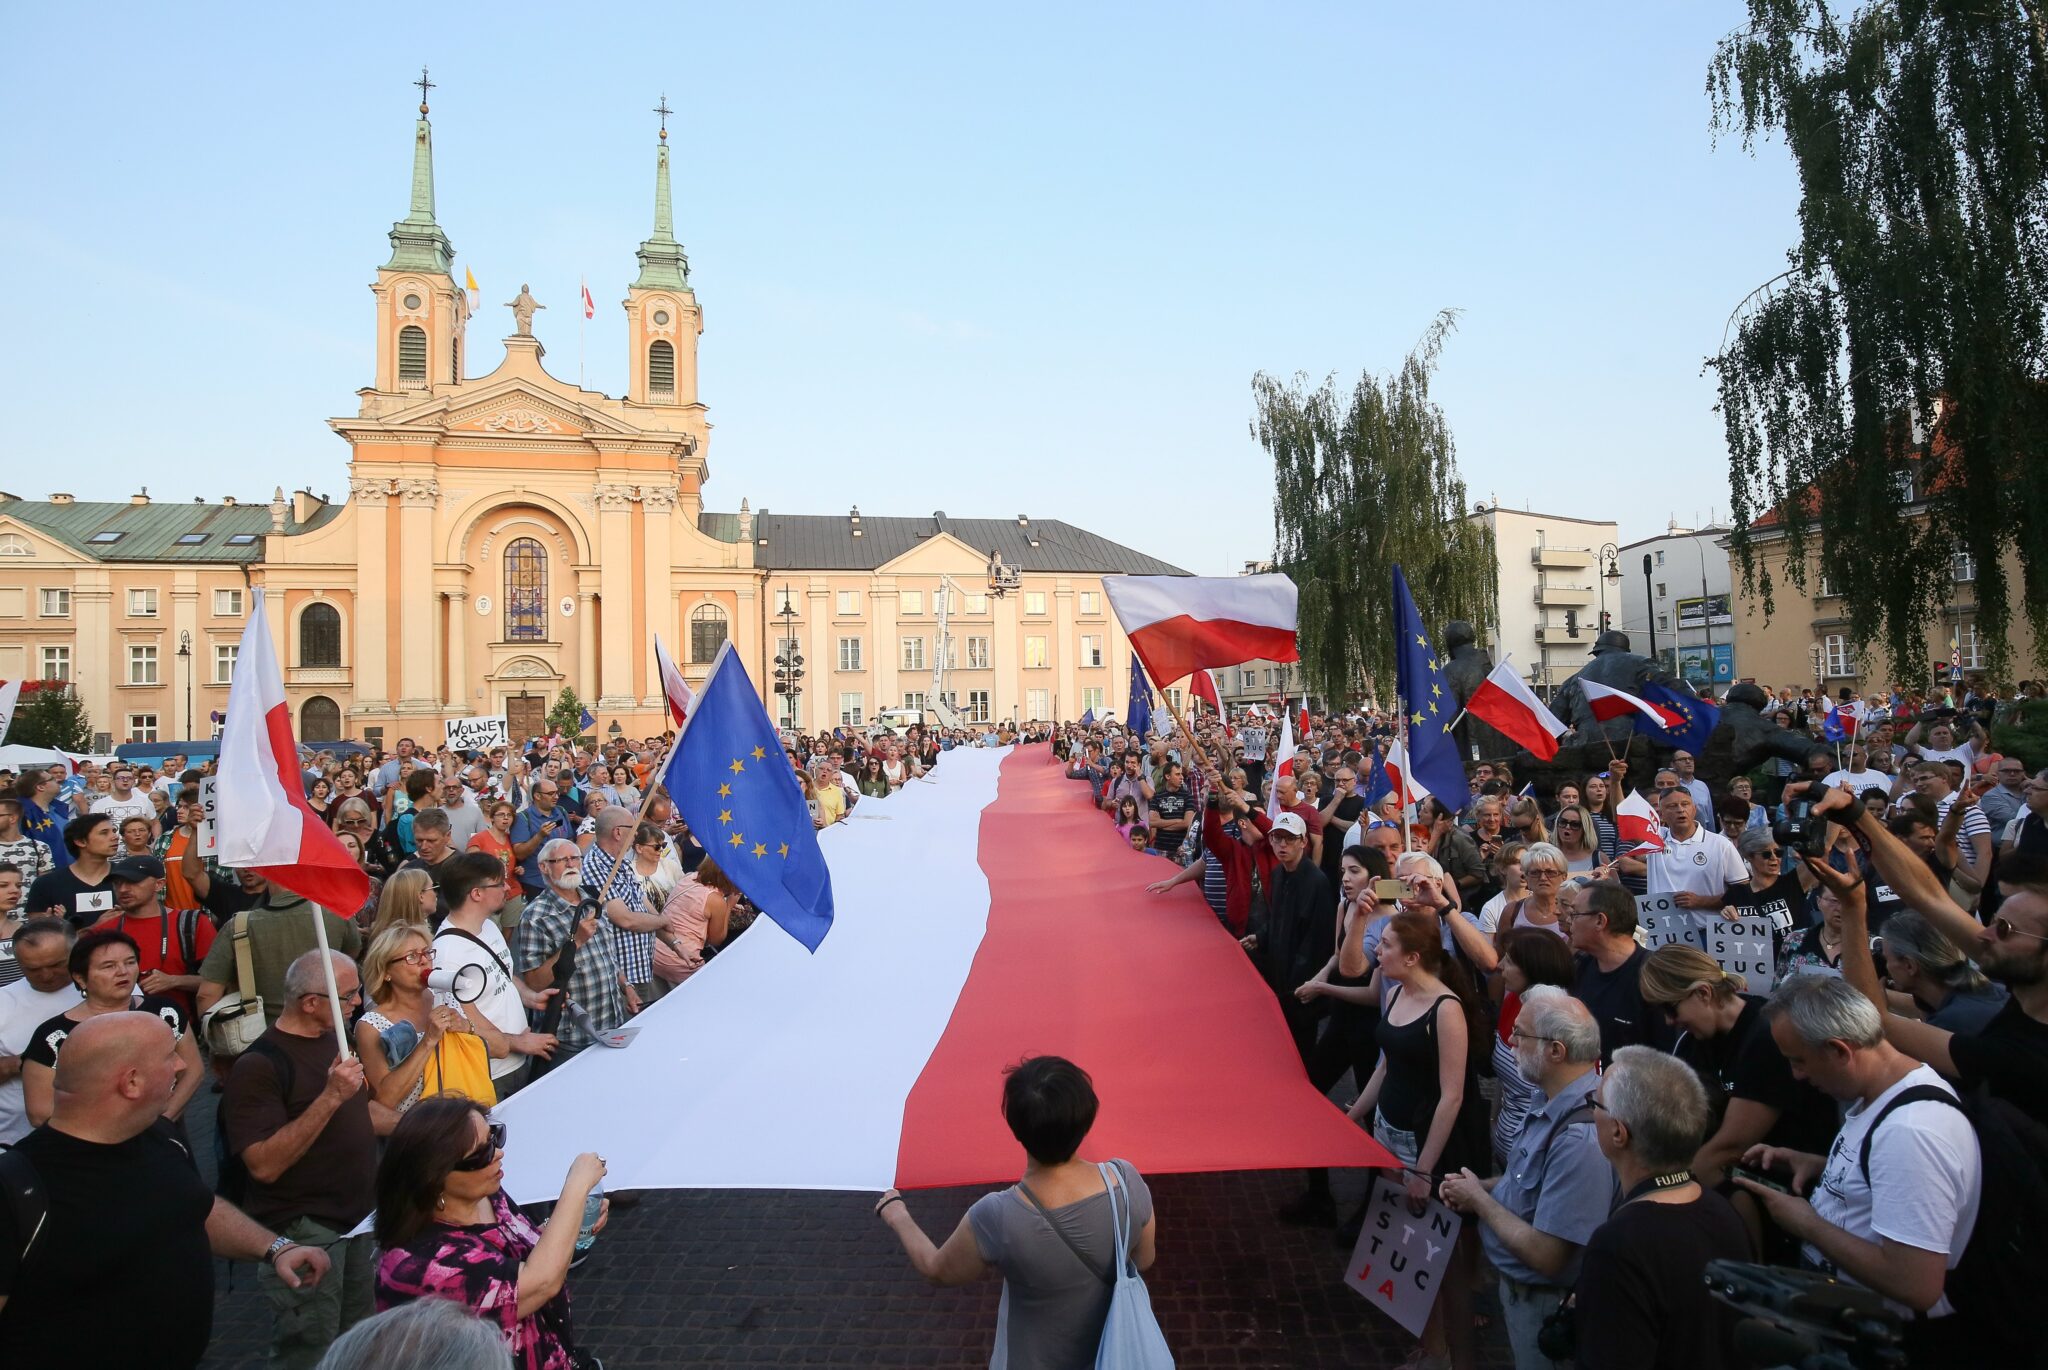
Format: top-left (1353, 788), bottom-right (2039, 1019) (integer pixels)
top-left (1664, 643), bottom-right (1734, 685)
top-left (1675, 594), bottom-right (1733, 629)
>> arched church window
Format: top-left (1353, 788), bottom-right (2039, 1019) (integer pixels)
top-left (300, 695), bottom-right (341, 742)
top-left (300, 603), bottom-right (342, 668)
top-left (506, 538), bottom-right (548, 642)
top-left (648, 340), bottom-right (675, 396)
top-left (690, 602), bottom-right (728, 664)
top-left (398, 326), bottom-right (428, 385)
top-left (452, 334), bottom-right (461, 384)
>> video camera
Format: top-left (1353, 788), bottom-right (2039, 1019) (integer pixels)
top-left (1703, 1258), bottom-right (1905, 1370)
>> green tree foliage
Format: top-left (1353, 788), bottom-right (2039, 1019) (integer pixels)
top-left (1254, 312), bottom-right (1499, 704)
top-left (1709, 0), bottom-right (2048, 677)
top-left (9, 682), bottom-right (95, 753)
top-left (546, 686), bottom-right (591, 742)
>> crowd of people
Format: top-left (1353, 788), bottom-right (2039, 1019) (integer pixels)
top-left (1052, 674), bottom-right (2047, 1369)
top-left (1, 675), bottom-right (2043, 1367)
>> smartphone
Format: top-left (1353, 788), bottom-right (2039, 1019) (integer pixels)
top-left (1373, 878), bottom-right (1414, 902)
top-left (1732, 1162), bottom-right (1795, 1194)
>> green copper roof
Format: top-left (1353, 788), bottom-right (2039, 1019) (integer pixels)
top-left (1, 498), bottom-right (341, 563)
top-left (632, 140), bottom-right (692, 292)
top-left (384, 116), bottom-right (456, 275)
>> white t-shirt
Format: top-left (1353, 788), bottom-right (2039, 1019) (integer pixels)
top-left (1805, 1065), bottom-right (1980, 1318)
top-left (91, 793), bottom-right (156, 827)
top-left (0, 977), bottom-right (83, 1142)
top-left (432, 920), bottom-right (527, 1080)
top-left (1822, 768), bottom-right (1890, 798)
top-left (1645, 825), bottom-right (1748, 898)
top-left (1916, 743), bottom-right (1976, 771)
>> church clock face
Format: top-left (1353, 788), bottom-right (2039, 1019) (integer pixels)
top-left (652, 309), bottom-right (670, 326)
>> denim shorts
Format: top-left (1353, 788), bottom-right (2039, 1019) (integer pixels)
top-left (1373, 1112), bottom-right (1421, 1169)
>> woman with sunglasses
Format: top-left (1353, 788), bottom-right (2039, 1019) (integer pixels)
top-left (1552, 805), bottom-right (1603, 874)
top-left (375, 1097), bottom-right (607, 1370)
top-left (857, 756), bottom-right (891, 800)
top-left (1504, 796), bottom-right (1548, 848)
top-left (1579, 774), bottom-right (1622, 863)
top-left (357, 925), bottom-right (511, 1114)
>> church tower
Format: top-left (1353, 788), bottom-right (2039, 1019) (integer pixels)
top-left (623, 97), bottom-right (700, 412)
top-left (368, 71), bottom-right (467, 395)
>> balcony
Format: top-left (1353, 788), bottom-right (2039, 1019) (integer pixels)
top-left (1530, 545), bottom-right (1593, 571)
top-left (287, 667), bottom-right (352, 687)
top-left (1532, 624), bottom-right (1587, 645)
top-left (1533, 583), bottom-right (1596, 608)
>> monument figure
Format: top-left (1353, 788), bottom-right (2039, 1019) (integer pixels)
top-left (507, 284), bottom-right (545, 336)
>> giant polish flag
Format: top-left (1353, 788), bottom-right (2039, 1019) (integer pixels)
top-left (1466, 662), bottom-right (1567, 759)
top-left (1104, 574), bottom-right (1298, 689)
top-left (494, 746), bottom-right (1392, 1195)
top-left (214, 598), bottom-right (370, 914)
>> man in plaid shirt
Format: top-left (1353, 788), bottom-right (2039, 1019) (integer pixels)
top-left (578, 807), bottom-right (674, 1011)
top-left (515, 838), bottom-right (629, 1058)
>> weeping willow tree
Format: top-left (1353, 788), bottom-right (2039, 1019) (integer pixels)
top-left (1254, 311), bottom-right (1498, 705)
top-left (1709, 0), bottom-right (2048, 678)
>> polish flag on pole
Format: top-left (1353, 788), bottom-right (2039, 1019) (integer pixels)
top-left (1465, 661), bottom-right (1568, 759)
top-left (1581, 679), bottom-right (1688, 731)
top-left (1616, 788), bottom-right (1665, 854)
top-left (1104, 574), bottom-right (1298, 689)
top-left (653, 633), bottom-right (696, 729)
top-left (0, 679), bottom-right (20, 742)
top-left (1265, 705), bottom-right (1296, 821)
top-left (215, 599), bottom-right (371, 916)
top-left (1189, 668), bottom-right (1222, 715)
top-left (581, 277), bottom-right (595, 320)
top-left (1297, 696), bottom-right (1311, 737)
top-left (1382, 738), bottom-right (1430, 805)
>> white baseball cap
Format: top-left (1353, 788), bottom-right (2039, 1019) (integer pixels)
top-left (1270, 812), bottom-right (1308, 838)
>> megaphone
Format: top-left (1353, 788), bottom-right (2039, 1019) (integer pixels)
top-left (426, 963), bottom-right (487, 1005)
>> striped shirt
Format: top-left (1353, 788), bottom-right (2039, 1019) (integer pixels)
top-left (580, 844), bottom-right (654, 986)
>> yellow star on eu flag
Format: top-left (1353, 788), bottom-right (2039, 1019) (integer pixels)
top-left (1427, 700), bottom-right (1438, 715)
top-left (717, 783), bottom-right (731, 798)
top-left (728, 831), bottom-right (744, 848)
top-left (718, 809), bottom-right (733, 825)
top-left (730, 758), bottom-right (746, 774)
top-left (751, 745), bottom-right (767, 760)
top-left (1415, 633), bottom-right (1427, 646)
top-left (752, 842), bottom-right (768, 858)
top-left (778, 842), bottom-right (789, 858)
top-left (1411, 710), bottom-right (1424, 726)
top-left (1430, 682), bottom-right (1441, 698)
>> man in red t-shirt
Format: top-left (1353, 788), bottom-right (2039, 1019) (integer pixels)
top-left (101, 855), bottom-right (216, 1023)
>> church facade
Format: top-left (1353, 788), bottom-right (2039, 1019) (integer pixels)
top-left (0, 102), bottom-right (1182, 749)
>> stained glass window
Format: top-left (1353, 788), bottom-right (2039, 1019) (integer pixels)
top-left (506, 538), bottom-right (548, 641)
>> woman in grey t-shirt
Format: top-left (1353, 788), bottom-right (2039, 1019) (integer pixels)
top-left (875, 1056), bottom-right (1158, 1368)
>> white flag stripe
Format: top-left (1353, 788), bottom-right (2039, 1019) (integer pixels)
top-left (214, 598), bottom-right (298, 868)
top-left (1482, 661), bottom-right (1567, 736)
top-left (1103, 574), bottom-right (1298, 634)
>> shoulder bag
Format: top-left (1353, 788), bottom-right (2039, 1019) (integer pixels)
top-left (1018, 1161), bottom-right (1174, 1369)
top-left (199, 910), bottom-right (267, 1057)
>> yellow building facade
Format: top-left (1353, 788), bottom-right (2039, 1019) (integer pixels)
top-left (0, 105), bottom-right (1180, 747)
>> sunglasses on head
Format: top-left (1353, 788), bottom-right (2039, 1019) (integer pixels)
top-left (454, 1121), bottom-right (507, 1171)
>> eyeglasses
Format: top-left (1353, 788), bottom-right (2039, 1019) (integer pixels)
top-left (1507, 1029), bottom-right (1556, 1046)
top-left (1992, 918), bottom-right (2048, 944)
top-left (1590, 1092), bottom-right (1611, 1113)
top-left (453, 1121), bottom-right (508, 1171)
top-left (398, 949), bottom-right (434, 967)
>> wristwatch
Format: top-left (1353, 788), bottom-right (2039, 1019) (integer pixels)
top-left (264, 1235), bottom-right (299, 1264)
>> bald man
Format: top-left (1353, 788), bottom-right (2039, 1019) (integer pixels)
top-left (0, 1012), bottom-right (330, 1368)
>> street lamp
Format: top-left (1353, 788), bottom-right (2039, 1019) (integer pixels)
top-left (1642, 553), bottom-right (1658, 661)
top-left (1597, 543), bottom-right (1621, 635)
top-left (773, 586), bottom-right (803, 729)
top-left (177, 631), bottom-right (192, 739)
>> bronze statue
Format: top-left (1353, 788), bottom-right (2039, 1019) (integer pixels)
top-left (507, 284), bottom-right (544, 336)
top-left (1440, 620), bottom-right (1517, 762)
top-left (1553, 630), bottom-right (1678, 744)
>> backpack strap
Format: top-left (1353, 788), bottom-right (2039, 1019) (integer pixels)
top-left (176, 907), bottom-right (201, 971)
top-left (0, 1146), bottom-right (49, 1272)
top-left (230, 909), bottom-right (258, 1007)
top-left (1857, 1083), bottom-right (1962, 1182)
top-left (434, 925), bottom-right (513, 982)
top-left (1015, 1177), bottom-right (1116, 1289)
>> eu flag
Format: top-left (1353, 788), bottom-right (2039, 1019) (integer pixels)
top-left (1126, 652), bottom-right (1154, 739)
top-left (1392, 565), bottom-right (1470, 812)
top-left (1360, 742), bottom-right (1392, 808)
top-left (1635, 682), bottom-right (1720, 757)
top-left (660, 644), bottom-right (835, 951)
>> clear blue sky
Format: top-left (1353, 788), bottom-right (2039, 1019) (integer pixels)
top-left (2, 4), bottom-right (1798, 574)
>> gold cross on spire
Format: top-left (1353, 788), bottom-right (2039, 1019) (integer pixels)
top-left (653, 93), bottom-right (672, 140)
top-left (414, 66), bottom-right (435, 115)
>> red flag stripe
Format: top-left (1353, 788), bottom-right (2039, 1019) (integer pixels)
top-left (1126, 617), bottom-right (1298, 695)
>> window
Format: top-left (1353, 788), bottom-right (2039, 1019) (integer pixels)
top-left (39, 588), bottom-right (69, 617)
top-left (176, 533), bottom-right (207, 546)
top-left (1240, 669), bottom-right (1257, 691)
top-left (690, 603), bottom-right (729, 664)
top-left (0, 533), bottom-right (29, 555)
top-left (1953, 550), bottom-right (1977, 583)
top-left (398, 325), bottom-right (428, 385)
top-left (900, 590), bottom-right (923, 615)
top-left (128, 644), bottom-right (158, 685)
top-left (967, 690), bottom-right (991, 723)
top-left (226, 534), bottom-right (259, 546)
top-left (1958, 623), bottom-right (1985, 671)
top-left (648, 340), bottom-right (676, 395)
top-left (1025, 591), bottom-right (1047, 615)
top-left (1265, 668), bottom-right (1278, 687)
top-left (1656, 613), bottom-right (1669, 631)
top-left (128, 588), bottom-right (158, 617)
top-left (903, 691), bottom-right (927, 713)
top-left (837, 637), bottom-right (864, 671)
top-left (966, 636), bottom-right (990, 670)
top-left (1815, 573), bottom-right (1837, 598)
top-left (300, 695), bottom-right (342, 742)
top-left (300, 602), bottom-right (341, 667)
top-left (1081, 635), bottom-right (1103, 668)
top-left (126, 714), bottom-right (159, 744)
top-left (1823, 633), bottom-right (1856, 678)
top-left (504, 537), bottom-right (547, 641)
top-left (965, 593), bottom-right (988, 615)
top-left (837, 590), bottom-right (860, 616)
top-left (1081, 686), bottom-right (1105, 714)
top-left (40, 646), bottom-right (69, 680)
top-left (1168, 688), bottom-right (1183, 710)
top-left (1656, 550), bottom-right (1666, 567)
top-left (1079, 591), bottom-right (1099, 615)
top-left (1024, 636), bottom-right (1048, 669)
top-left (838, 693), bottom-right (864, 726)
top-left (214, 643), bottom-right (238, 684)
top-left (901, 637), bottom-right (925, 671)
top-left (88, 531), bottom-right (124, 544)
top-left (1027, 688), bottom-right (1050, 718)
top-left (1656, 582), bottom-right (1667, 598)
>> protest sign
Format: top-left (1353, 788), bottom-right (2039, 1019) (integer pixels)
top-left (1635, 894), bottom-right (1776, 993)
top-left (1240, 726), bottom-right (1269, 762)
top-left (1345, 1174), bottom-right (1461, 1337)
top-left (196, 775), bottom-right (218, 859)
top-left (444, 715), bottom-right (509, 752)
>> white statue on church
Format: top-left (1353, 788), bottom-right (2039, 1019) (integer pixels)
top-left (507, 284), bottom-right (544, 336)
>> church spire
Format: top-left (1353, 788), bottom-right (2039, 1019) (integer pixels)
top-left (632, 95), bottom-right (691, 292)
top-left (385, 67), bottom-right (455, 275)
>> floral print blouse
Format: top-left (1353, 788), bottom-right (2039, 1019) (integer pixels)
top-left (375, 1190), bottom-right (576, 1370)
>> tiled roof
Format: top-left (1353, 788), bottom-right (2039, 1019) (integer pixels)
top-left (0, 498), bottom-right (341, 562)
top-left (700, 510), bottom-right (1187, 575)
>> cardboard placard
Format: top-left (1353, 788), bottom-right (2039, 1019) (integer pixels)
top-left (1636, 894), bottom-right (1777, 993)
top-left (444, 715), bottom-right (509, 752)
top-left (1345, 1175), bottom-right (1462, 1337)
top-left (196, 775), bottom-right (218, 859)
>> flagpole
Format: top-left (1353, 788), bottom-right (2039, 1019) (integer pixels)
top-left (579, 275), bottom-right (587, 389)
top-left (309, 904), bottom-right (352, 1059)
top-left (1398, 695), bottom-right (1412, 854)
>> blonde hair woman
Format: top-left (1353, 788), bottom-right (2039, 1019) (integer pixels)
top-left (368, 867), bottom-right (436, 944)
top-left (356, 924), bottom-right (511, 1114)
